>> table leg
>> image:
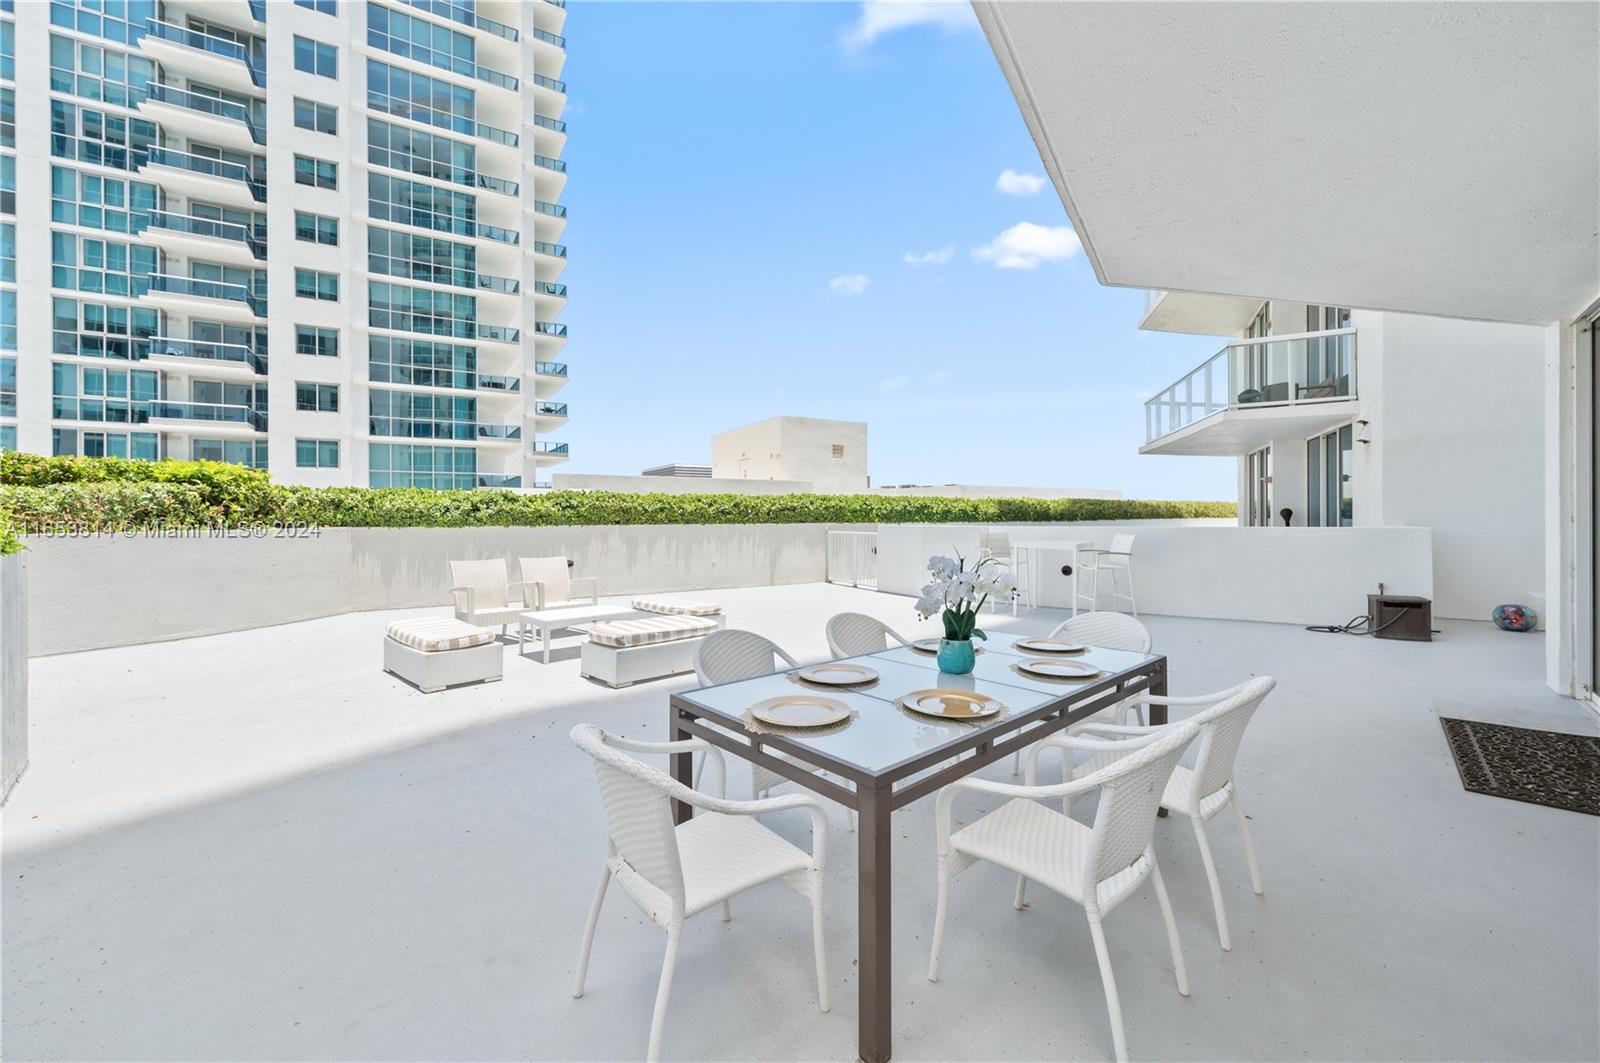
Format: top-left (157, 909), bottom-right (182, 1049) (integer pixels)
top-left (1149, 661), bottom-right (1169, 817)
top-left (669, 706), bottom-right (693, 825)
top-left (543, 625), bottom-right (552, 665)
top-left (858, 781), bottom-right (892, 1063)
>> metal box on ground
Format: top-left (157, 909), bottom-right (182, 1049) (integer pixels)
top-left (1367, 594), bottom-right (1433, 641)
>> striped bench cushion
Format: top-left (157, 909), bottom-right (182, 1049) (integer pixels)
top-left (588, 615), bottom-right (719, 649)
top-left (387, 617), bottom-right (495, 653)
top-left (630, 598), bottom-right (722, 617)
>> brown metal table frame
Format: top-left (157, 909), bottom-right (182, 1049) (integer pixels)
top-left (667, 652), bottom-right (1168, 1063)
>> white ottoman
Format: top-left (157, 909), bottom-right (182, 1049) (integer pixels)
top-left (580, 614), bottom-right (722, 687)
top-left (630, 597), bottom-right (724, 619)
top-left (384, 617), bottom-right (503, 693)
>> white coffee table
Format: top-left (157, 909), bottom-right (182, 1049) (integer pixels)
top-left (518, 604), bottom-right (640, 664)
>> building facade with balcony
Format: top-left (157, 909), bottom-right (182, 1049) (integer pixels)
top-left (1138, 291), bottom-right (1546, 620)
top-left (2, 0), bottom-right (569, 489)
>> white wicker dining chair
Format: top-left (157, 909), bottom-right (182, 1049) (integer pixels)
top-left (1009, 611), bottom-right (1154, 775)
top-left (1077, 533), bottom-right (1138, 616)
top-left (693, 629), bottom-right (856, 832)
top-left (1027, 676), bottom-right (1276, 952)
top-left (824, 612), bottom-right (910, 658)
top-left (929, 722), bottom-right (1200, 1063)
top-left (569, 724), bottom-right (829, 1063)
top-left (446, 558), bottom-right (530, 636)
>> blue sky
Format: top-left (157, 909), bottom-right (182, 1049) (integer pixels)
top-left (557, 1), bottom-right (1234, 500)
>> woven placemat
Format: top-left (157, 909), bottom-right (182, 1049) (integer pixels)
top-left (1440, 717), bottom-right (1600, 816)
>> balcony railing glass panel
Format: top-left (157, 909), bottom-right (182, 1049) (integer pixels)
top-left (142, 147), bottom-right (266, 202)
top-left (146, 273), bottom-right (265, 317)
top-left (531, 73), bottom-right (567, 93)
top-left (535, 402), bottom-right (567, 416)
top-left (477, 474), bottom-right (522, 488)
top-left (147, 400), bottom-right (266, 431)
top-left (148, 336), bottom-right (267, 375)
top-left (475, 274), bottom-right (520, 295)
top-left (145, 83), bottom-right (265, 144)
top-left (533, 361), bottom-right (568, 376)
top-left (534, 282), bottom-right (567, 298)
top-left (533, 240), bottom-right (567, 258)
top-left (532, 27), bottom-right (566, 48)
top-left (533, 154), bottom-right (567, 173)
top-left (475, 324), bottom-right (520, 343)
top-left (533, 200), bottom-right (568, 219)
top-left (532, 114), bottom-right (567, 134)
top-left (1144, 328), bottom-right (1357, 443)
top-left (146, 211), bottom-right (265, 259)
top-left (531, 441), bottom-right (569, 455)
top-left (476, 374), bottom-right (521, 392)
top-left (534, 322), bottom-right (567, 338)
top-left (476, 424), bottom-right (523, 440)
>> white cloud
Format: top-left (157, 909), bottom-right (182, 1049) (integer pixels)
top-left (996, 169), bottom-right (1047, 196)
top-left (902, 246), bottom-right (954, 267)
top-left (878, 375), bottom-right (912, 392)
top-left (839, 0), bottom-right (978, 50)
top-left (971, 223), bottom-right (1082, 270)
top-left (828, 273), bottom-right (870, 297)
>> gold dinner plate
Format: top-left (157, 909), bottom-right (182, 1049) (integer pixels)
top-left (1013, 637), bottom-right (1088, 655)
top-left (897, 689), bottom-right (1004, 720)
top-left (795, 663), bottom-right (880, 686)
top-left (1016, 658), bottom-right (1102, 680)
top-left (749, 695), bottom-right (852, 729)
top-left (911, 638), bottom-right (984, 656)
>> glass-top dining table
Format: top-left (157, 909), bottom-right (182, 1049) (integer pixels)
top-left (668, 637), bottom-right (1169, 1063)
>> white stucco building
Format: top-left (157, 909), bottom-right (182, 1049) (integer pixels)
top-left (1139, 294), bottom-right (1546, 621)
top-left (711, 415), bottom-right (869, 493)
top-left (0, 0), bottom-right (570, 489)
top-left (974, 0), bottom-right (1598, 698)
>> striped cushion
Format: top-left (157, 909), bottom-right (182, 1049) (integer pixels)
top-left (387, 617), bottom-right (495, 653)
top-left (630, 598), bottom-right (722, 617)
top-left (588, 615), bottom-right (719, 648)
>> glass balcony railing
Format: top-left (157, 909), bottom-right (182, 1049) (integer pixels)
top-left (533, 154), bottom-right (567, 173)
top-left (534, 281), bottom-right (568, 298)
top-left (533, 361), bottom-right (568, 376)
top-left (145, 210), bottom-right (266, 259)
top-left (147, 400), bottom-right (266, 431)
top-left (475, 121), bottom-right (519, 148)
top-left (477, 474), bottom-right (522, 489)
top-left (477, 223), bottom-right (520, 246)
top-left (144, 83), bottom-right (264, 144)
top-left (473, 172), bottom-right (519, 197)
top-left (532, 73), bottom-right (567, 94)
top-left (532, 114), bottom-right (567, 135)
top-left (141, 147), bottom-right (266, 202)
top-left (535, 402), bottom-right (568, 417)
top-left (532, 27), bottom-right (566, 48)
top-left (1144, 328), bottom-right (1358, 444)
top-left (476, 424), bottom-right (523, 440)
top-left (143, 20), bottom-right (265, 87)
top-left (146, 273), bottom-right (265, 317)
top-left (475, 274), bottom-right (520, 295)
top-left (147, 336), bottom-right (267, 375)
top-left (247, 0), bottom-right (266, 22)
top-left (531, 441), bottom-right (569, 455)
top-left (475, 323), bottom-right (521, 343)
top-left (400, 0), bottom-right (519, 42)
top-left (533, 240), bottom-right (567, 258)
top-left (534, 322), bottom-right (567, 338)
top-left (533, 200), bottom-right (568, 219)
top-left (476, 374), bottom-right (521, 393)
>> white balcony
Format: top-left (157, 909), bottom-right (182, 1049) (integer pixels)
top-left (533, 240), bottom-right (568, 283)
top-left (138, 20), bottom-right (262, 95)
top-left (1142, 328), bottom-right (1359, 455)
top-left (1139, 290), bottom-right (1267, 337)
top-left (530, 113), bottom-right (567, 158)
top-left (532, 401), bottom-right (568, 432)
top-left (144, 400), bottom-right (265, 438)
top-left (142, 274), bottom-right (264, 325)
top-left (141, 211), bottom-right (264, 269)
top-left (144, 337), bottom-right (266, 381)
top-left (138, 83), bottom-right (263, 153)
top-left (530, 199), bottom-right (568, 242)
top-left (530, 361), bottom-right (568, 399)
top-left (533, 321), bottom-right (568, 357)
top-left (137, 147), bottom-right (264, 211)
top-left (532, 281), bottom-right (568, 318)
top-left (530, 440), bottom-right (570, 466)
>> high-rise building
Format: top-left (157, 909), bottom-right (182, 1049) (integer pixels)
top-left (0, 0), bottom-right (570, 490)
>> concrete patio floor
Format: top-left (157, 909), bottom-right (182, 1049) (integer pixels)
top-left (3, 582), bottom-right (1597, 1062)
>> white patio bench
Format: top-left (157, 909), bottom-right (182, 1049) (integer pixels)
top-left (384, 617), bottom-right (503, 693)
top-left (580, 613), bottom-right (724, 687)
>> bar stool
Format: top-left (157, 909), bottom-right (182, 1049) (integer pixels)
top-left (1076, 533), bottom-right (1137, 617)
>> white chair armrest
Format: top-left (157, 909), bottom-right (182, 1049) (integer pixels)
top-left (1023, 726), bottom-right (1174, 786)
top-left (448, 584), bottom-right (476, 616)
top-left (571, 576), bottom-right (599, 603)
top-left (507, 580), bottom-right (534, 607)
top-left (605, 734), bottom-right (728, 798)
top-left (525, 579), bottom-right (549, 609)
top-left (1072, 721), bottom-right (1163, 737)
top-left (674, 786), bottom-right (829, 869)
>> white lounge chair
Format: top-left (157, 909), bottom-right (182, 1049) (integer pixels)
top-left (447, 559), bottom-right (530, 636)
top-left (1034, 676), bottom-right (1276, 951)
top-left (517, 555), bottom-right (598, 610)
top-left (930, 722), bottom-right (1199, 1063)
top-left (824, 612), bottom-right (910, 657)
top-left (570, 725), bottom-right (829, 1063)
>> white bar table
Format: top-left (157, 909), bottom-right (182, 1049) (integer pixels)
top-left (1011, 539), bottom-right (1092, 613)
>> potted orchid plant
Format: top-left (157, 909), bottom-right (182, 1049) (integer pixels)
top-left (914, 552), bottom-right (1017, 675)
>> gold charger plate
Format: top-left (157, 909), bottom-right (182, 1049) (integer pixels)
top-left (910, 638), bottom-right (984, 656)
top-left (748, 695), bottom-right (852, 729)
top-left (1015, 657), bottom-right (1102, 680)
top-left (897, 688), bottom-right (1005, 720)
top-left (795, 662), bottom-right (880, 686)
top-left (1013, 637), bottom-right (1088, 655)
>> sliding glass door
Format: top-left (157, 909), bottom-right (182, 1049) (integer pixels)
top-left (1305, 424), bottom-right (1354, 527)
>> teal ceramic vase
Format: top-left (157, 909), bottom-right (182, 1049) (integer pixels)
top-left (937, 638), bottom-right (976, 675)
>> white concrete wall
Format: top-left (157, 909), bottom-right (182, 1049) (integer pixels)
top-left (878, 522), bottom-right (1433, 627)
top-left (712, 417), bottom-right (869, 492)
top-left (1, 553), bottom-right (27, 803)
top-left (21, 524), bottom-right (835, 656)
top-left (550, 474), bottom-right (814, 495)
top-left (872, 484), bottom-right (1122, 500)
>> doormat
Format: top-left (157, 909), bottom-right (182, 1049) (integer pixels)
top-left (1439, 717), bottom-right (1600, 816)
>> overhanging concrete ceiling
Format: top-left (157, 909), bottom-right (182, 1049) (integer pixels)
top-left (975, 2), bottom-right (1600, 325)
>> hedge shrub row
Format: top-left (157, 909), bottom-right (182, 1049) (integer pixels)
top-left (0, 454), bottom-right (1235, 535)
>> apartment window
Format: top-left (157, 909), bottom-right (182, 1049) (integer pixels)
top-left (48, 34), bottom-right (158, 108)
top-left (367, 117), bottom-right (499, 192)
top-left (368, 335), bottom-right (475, 390)
top-left (369, 388), bottom-right (474, 441)
top-left (294, 211), bottom-right (339, 246)
top-left (295, 325), bottom-right (339, 357)
top-left (831, 444), bottom-right (845, 459)
top-left (369, 441), bottom-right (475, 490)
top-left (1305, 425), bottom-right (1355, 528)
top-left (368, 5), bottom-right (486, 83)
top-left (0, 425), bottom-right (14, 454)
top-left (1, 89), bottom-right (15, 150)
top-left (295, 381), bottom-right (339, 413)
top-left (292, 98), bottom-right (337, 135)
top-left (193, 438), bottom-right (267, 469)
top-left (368, 280), bottom-right (476, 338)
top-left (367, 172), bottom-right (479, 237)
top-left (0, 222), bottom-right (12, 284)
top-left (47, 1), bottom-right (156, 45)
top-left (50, 100), bottom-right (156, 172)
top-left (293, 154), bottom-right (338, 190)
top-left (1247, 447), bottom-right (1271, 527)
top-left (295, 269), bottom-right (338, 301)
top-left (366, 59), bottom-right (476, 137)
top-left (367, 226), bottom-right (475, 287)
top-left (293, 36), bottom-right (338, 79)
top-left (53, 427), bottom-right (160, 460)
top-left (0, 355), bottom-right (15, 417)
top-left (51, 232), bottom-right (158, 296)
top-left (50, 361), bottom-right (158, 423)
top-left (50, 167), bottom-right (158, 234)
top-left (51, 296), bottom-right (158, 360)
top-left (295, 0), bottom-right (339, 13)
top-left (296, 438), bottom-right (340, 469)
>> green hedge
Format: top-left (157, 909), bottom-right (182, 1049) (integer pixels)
top-left (0, 454), bottom-right (1235, 534)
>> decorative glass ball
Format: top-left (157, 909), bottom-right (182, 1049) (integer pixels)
top-left (1492, 604), bottom-right (1537, 632)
